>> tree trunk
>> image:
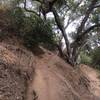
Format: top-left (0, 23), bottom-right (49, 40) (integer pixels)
top-left (51, 7), bottom-right (73, 64)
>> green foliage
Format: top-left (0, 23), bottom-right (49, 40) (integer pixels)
top-left (22, 15), bottom-right (56, 49)
top-left (91, 47), bottom-right (100, 69)
top-left (8, 7), bottom-right (25, 32)
top-left (91, 9), bottom-right (100, 24)
top-left (80, 52), bottom-right (92, 65)
top-left (55, 0), bottom-right (66, 9)
top-left (0, 1), bottom-right (56, 50)
top-left (80, 47), bottom-right (100, 69)
top-left (6, 6), bottom-right (56, 49)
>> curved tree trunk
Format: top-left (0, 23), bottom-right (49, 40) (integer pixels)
top-left (51, 7), bottom-right (74, 65)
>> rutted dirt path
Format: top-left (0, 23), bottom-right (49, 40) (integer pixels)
top-left (27, 54), bottom-right (81, 100)
top-left (26, 50), bottom-right (100, 100)
top-left (0, 41), bottom-right (100, 100)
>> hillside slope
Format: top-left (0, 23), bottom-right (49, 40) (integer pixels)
top-left (80, 65), bottom-right (100, 98)
top-left (0, 37), bottom-right (100, 100)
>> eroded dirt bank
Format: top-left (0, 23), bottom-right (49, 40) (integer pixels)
top-left (0, 37), bottom-right (100, 100)
top-left (80, 65), bottom-right (100, 98)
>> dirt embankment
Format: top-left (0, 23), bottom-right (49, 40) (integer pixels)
top-left (80, 65), bottom-right (100, 98)
top-left (0, 37), bottom-right (100, 100)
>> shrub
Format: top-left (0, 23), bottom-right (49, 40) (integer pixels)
top-left (80, 47), bottom-right (100, 70)
top-left (91, 47), bottom-right (100, 69)
top-left (0, 5), bottom-right (56, 50)
top-left (0, 0), bottom-right (56, 48)
top-left (80, 52), bottom-right (92, 65)
top-left (8, 7), bottom-right (25, 33)
top-left (23, 15), bottom-right (56, 49)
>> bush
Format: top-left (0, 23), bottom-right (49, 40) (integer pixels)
top-left (0, 5), bottom-right (56, 50)
top-left (91, 47), bottom-right (100, 69)
top-left (8, 7), bottom-right (25, 33)
top-left (80, 47), bottom-right (100, 70)
top-left (80, 52), bottom-right (92, 65)
top-left (23, 15), bottom-right (56, 49)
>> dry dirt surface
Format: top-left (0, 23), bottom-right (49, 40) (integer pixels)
top-left (0, 38), bottom-right (100, 100)
top-left (80, 65), bottom-right (100, 98)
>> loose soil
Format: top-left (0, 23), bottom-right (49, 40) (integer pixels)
top-left (0, 37), bottom-right (100, 100)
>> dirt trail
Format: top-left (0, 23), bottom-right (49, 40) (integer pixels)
top-left (80, 65), bottom-right (100, 97)
top-left (26, 50), bottom-right (100, 100)
top-left (0, 41), bottom-right (100, 100)
top-left (26, 52), bottom-right (81, 100)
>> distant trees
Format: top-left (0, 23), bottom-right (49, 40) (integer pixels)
top-left (0, 0), bottom-right (100, 66)
top-left (91, 47), bottom-right (100, 68)
top-left (80, 47), bottom-right (100, 69)
top-left (80, 34), bottom-right (100, 69)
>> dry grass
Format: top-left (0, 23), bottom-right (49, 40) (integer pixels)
top-left (0, 45), bottom-right (17, 65)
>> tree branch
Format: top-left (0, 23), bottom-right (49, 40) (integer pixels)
top-left (64, 0), bottom-right (85, 29)
top-left (74, 24), bottom-right (100, 46)
top-left (52, 7), bottom-right (71, 57)
top-left (77, 0), bottom-right (98, 34)
top-left (94, 3), bottom-right (100, 8)
top-left (24, 0), bottom-right (40, 17)
top-left (82, 24), bottom-right (100, 35)
top-left (72, 0), bottom-right (98, 47)
top-left (64, 17), bottom-right (71, 29)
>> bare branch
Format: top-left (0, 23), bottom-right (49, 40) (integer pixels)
top-left (77, 0), bottom-right (98, 34)
top-left (24, 0), bottom-right (40, 17)
top-left (64, 0), bottom-right (84, 29)
top-left (82, 24), bottom-right (100, 36)
top-left (64, 17), bottom-right (71, 29)
top-left (94, 3), bottom-right (100, 8)
top-left (74, 23), bottom-right (100, 46)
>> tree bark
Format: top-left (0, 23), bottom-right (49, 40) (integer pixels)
top-left (52, 8), bottom-right (70, 56)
